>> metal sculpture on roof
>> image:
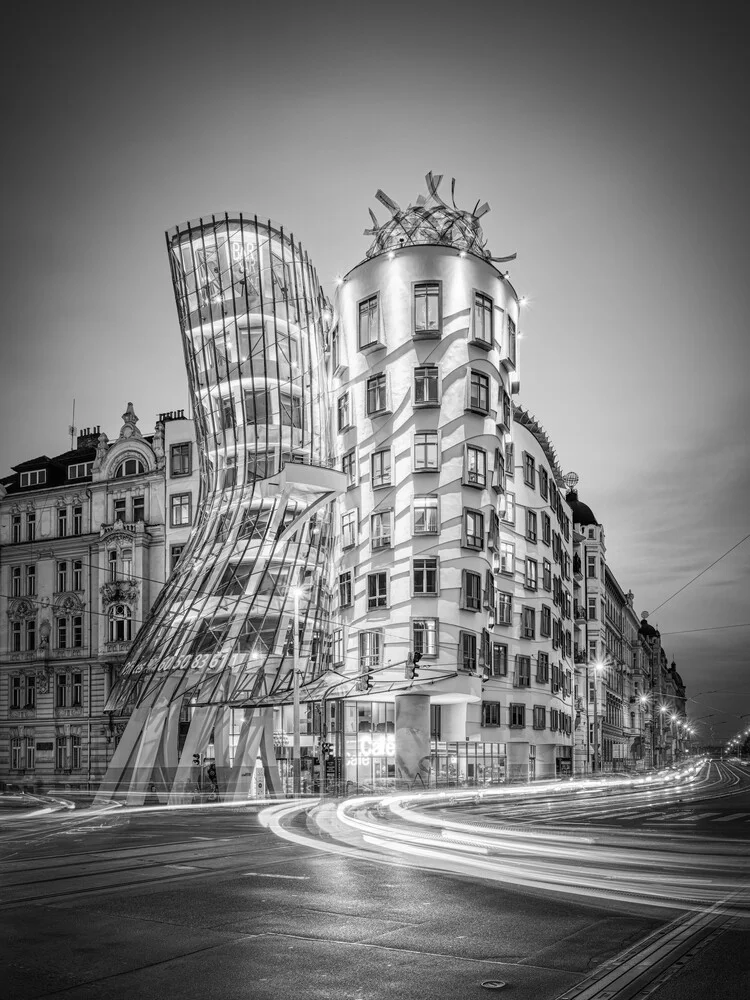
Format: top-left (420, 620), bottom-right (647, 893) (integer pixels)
top-left (97, 214), bottom-right (345, 803)
top-left (364, 171), bottom-right (518, 262)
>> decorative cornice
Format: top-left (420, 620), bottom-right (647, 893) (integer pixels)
top-left (100, 580), bottom-right (139, 605)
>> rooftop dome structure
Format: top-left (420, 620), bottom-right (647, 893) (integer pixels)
top-left (639, 617), bottom-right (660, 639)
top-left (363, 172), bottom-right (517, 262)
top-left (565, 488), bottom-right (598, 527)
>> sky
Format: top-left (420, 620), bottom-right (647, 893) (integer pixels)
top-left (1, 0), bottom-right (748, 743)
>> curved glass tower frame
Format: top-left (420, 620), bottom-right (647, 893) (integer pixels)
top-left (100, 215), bottom-right (344, 802)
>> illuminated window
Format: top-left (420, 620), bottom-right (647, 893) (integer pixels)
top-left (413, 557), bottom-right (438, 596)
top-left (114, 458), bottom-right (145, 478)
top-left (472, 292), bottom-right (493, 347)
top-left (414, 282), bottom-right (441, 335)
top-left (414, 365), bottom-right (439, 405)
top-left (413, 618), bottom-right (438, 657)
top-left (413, 496), bottom-right (438, 534)
top-left (358, 294), bottom-right (380, 350)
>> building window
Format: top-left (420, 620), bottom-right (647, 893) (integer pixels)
top-left (525, 558), bottom-right (538, 590)
top-left (414, 365), bottom-right (439, 405)
top-left (112, 498), bottom-right (126, 523)
top-left (522, 607), bottom-right (536, 639)
top-left (541, 605), bottom-right (551, 637)
top-left (371, 449), bottom-right (392, 489)
top-left (500, 541), bottom-right (514, 575)
top-left (11, 622), bottom-right (22, 652)
top-left (491, 642), bottom-right (508, 676)
top-left (414, 282), bottom-right (441, 335)
top-left (413, 618), bottom-right (438, 658)
top-left (26, 512), bottom-right (36, 542)
top-left (505, 441), bottom-right (515, 478)
top-left (26, 741), bottom-right (35, 770)
top-left (359, 630), bottom-right (382, 670)
top-left (468, 370), bottom-right (490, 413)
top-left (371, 511), bottom-right (392, 550)
top-left (339, 571), bottom-right (352, 608)
top-left (170, 493), bottom-right (192, 527)
top-left (462, 570), bottom-right (482, 611)
top-left (11, 676), bottom-right (22, 709)
top-left (279, 392), bottom-right (303, 429)
top-left (496, 591), bottom-right (512, 626)
top-left (465, 446), bottom-right (487, 488)
top-left (20, 469), bottom-right (47, 488)
top-left (171, 442), bottom-right (192, 477)
top-left (25, 673), bottom-right (36, 708)
top-left (413, 557), bottom-right (439, 596)
top-left (68, 461), bottom-right (93, 480)
top-left (26, 619), bottom-right (36, 651)
top-left (509, 704), bottom-right (525, 728)
top-left (463, 508), bottom-right (484, 549)
top-left (541, 512), bottom-right (551, 545)
top-left (507, 316), bottom-right (517, 366)
top-left (337, 393), bottom-right (350, 432)
top-left (72, 672), bottom-right (82, 707)
top-left (539, 468), bottom-right (549, 500)
top-left (332, 628), bottom-right (344, 667)
top-left (537, 651), bottom-right (550, 683)
top-left (472, 291), bottom-right (493, 347)
top-left (587, 554), bottom-right (597, 578)
top-left (413, 496), bottom-right (439, 534)
top-left (170, 544), bottom-right (184, 570)
top-left (342, 510), bottom-right (357, 548)
top-left (492, 449), bottom-right (505, 493)
top-left (25, 564), bottom-right (36, 596)
top-left (132, 495), bottom-right (145, 522)
top-left (366, 373), bottom-right (388, 415)
top-left (109, 604), bottom-right (132, 643)
top-left (11, 739), bottom-right (22, 770)
top-left (533, 705), bottom-right (546, 730)
top-left (57, 507), bottom-right (68, 537)
top-left (220, 397), bottom-right (235, 430)
top-left (244, 389), bottom-right (269, 425)
top-left (56, 561), bottom-right (67, 594)
top-left (56, 673), bottom-right (67, 708)
top-left (525, 510), bottom-right (537, 544)
top-left (12, 515), bottom-right (21, 543)
top-left (543, 559), bottom-right (552, 591)
top-left (482, 702), bottom-right (501, 727)
top-left (502, 492), bottom-right (515, 525)
top-left (523, 452), bottom-right (535, 487)
top-left (358, 294), bottom-right (380, 350)
top-left (342, 450), bottom-right (357, 489)
top-left (71, 736), bottom-right (81, 770)
top-left (460, 631), bottom-right (477, 672)
top-left (588, 596), bottom-right (597, 620)
top-left (72, 616), bottom-right (83, 648)
top-left (56, 617), bottom-right (68, 649)
top-left (115, 458), bottom-right (145, 478)
top-left (72, 505), bottom-right (83, 535)
top-left (515, 655), bottom-right (531, 687)
top-left (11, 567), bottom-right (21, 597)
top-left (414, 431), bottom-right (439, 472)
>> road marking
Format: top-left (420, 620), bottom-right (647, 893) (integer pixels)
top-left (166, 864), bottom-right (198, 870)
top-left (672, 812), bottom-right (719, 821)
top-left (713, 812), bottom-right (749, 822)
top-left (242, 872), bottom-right (310, 880)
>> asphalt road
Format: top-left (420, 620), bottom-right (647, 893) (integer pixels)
top-left (0, 761), bottom-right (747, 1000)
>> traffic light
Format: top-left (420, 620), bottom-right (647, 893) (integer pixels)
top-left (192, 753), bottom-right (202, 767)
top-left (406, 651), bottom-right (422, 680)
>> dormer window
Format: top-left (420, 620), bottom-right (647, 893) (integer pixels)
top-left (20, 470), bottom-right (46, 488)
top-left (68, 462), bottom-right (93, 480)
top-left (115, 458), bottom-right (145, 478)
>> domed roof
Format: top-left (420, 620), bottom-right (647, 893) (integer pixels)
top-left (565, 489), bottom-right (598, 527)
top-left (639, 618), bottom-right (659, 639)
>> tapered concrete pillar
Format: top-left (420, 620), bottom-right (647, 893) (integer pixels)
top-left (506, 741), bottom-right (530, 783)
top-left (395, 693), bottom-right (431, 790)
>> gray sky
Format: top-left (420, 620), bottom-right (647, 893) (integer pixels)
top-left (2, 1), bottom-right (748, 743)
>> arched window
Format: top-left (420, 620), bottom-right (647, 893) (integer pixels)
top-left (115, 458), bottom-right (145, 478)
top-left (109, 604), bottom-right (132, 642)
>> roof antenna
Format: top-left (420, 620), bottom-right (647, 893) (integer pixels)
top-left (69, 399), bottom-right (76, 450)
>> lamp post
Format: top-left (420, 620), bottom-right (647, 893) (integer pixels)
top-left (292, 586), bottom-right (301, 797)
top-left (639, 694), bottom-right (648, 769)
top-left (593, 661), bottom-right (604, 773)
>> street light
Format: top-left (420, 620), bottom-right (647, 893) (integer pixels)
top-left (639, 694), bottom-right (648, 768)
top-left (592, 660), bottom-right (605, 773)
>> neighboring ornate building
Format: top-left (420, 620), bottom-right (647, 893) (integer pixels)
top-left (0, 407), bottom-right (197, 793)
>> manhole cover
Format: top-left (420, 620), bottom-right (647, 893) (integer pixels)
top-left (481, 982), bottom-right (506, 990)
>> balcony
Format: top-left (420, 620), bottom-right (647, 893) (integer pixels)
top-left (574, 604), bottom-right (587, 623)
top-left (573, 554), bottom-right (583, 579)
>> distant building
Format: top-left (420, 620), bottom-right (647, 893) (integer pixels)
top-left (0, 406), bottom-right (197, 793)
